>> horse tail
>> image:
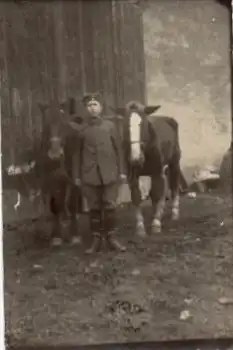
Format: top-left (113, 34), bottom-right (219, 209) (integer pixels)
top-left (179, 168), bottom-right (189, 194)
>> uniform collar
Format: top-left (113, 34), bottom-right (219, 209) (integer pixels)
top-left (87, 116), bottom-right (103, 126)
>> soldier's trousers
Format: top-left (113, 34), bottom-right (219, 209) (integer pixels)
top-left (82, 183), bottom-right (118, 235)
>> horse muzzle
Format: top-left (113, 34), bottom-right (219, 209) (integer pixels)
top-left (130, 153), bottom-right (145, 167)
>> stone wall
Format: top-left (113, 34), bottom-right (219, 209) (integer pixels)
top-left (143, 0), bottom-right (231, 182)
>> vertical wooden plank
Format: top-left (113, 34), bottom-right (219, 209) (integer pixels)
top-left (91, 0), bottom-right (102, 94)
top-left (100, 0), bottom-right (116, 110)
top-left (0, 2), bottom-right (12, 167)
top-left (137, 4), bottom-right (146, 104)
top-left (117, 2), bottom-right (127, 104)
top-left (44, 2), bottom-right (58, 106)
top-left (53, 0), bottom-right (67, 102)
top-left (121, 2), bottom-right (138, 102)
top-left (82, 0), bottom-right (96, 92)
top-left (3, 3), bottom-right (14, 165)
top-left (131, 2), bottom-right (146, 104)
top-left (37, 3), bottom-right (50, 101)
top-left (90, 0), bottom-right (114, 109)
top-left (128, 2), bottom-right (138, 101)
top-left (28, 3), bottom-right (44, 138)
top-left (111, 0), bottom-right (123, 108)
top-left (129, 2), bottom-right (144, 102)
top-left (30, 3), bottom-right (53, 136)
top-left (5, 3), bottom-right (25, 162)
top-left (114, 1), bottom-right (145, 105)
top-left (20, 2), bottom-right (33, 144)
top-left (78, 0), bottom-right (87, 95)
top-left (77, 0), bottom-right (87, 111)
top-left (64, 0), bottom-right (86, 112)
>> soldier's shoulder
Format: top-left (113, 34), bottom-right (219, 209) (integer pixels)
top-left (103, 117), bottom-right (116, 127)
top-left (68, 118), bottom-right (88, 134)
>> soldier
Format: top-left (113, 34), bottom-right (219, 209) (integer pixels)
top-left (72, 92), bottom-right (127, 254)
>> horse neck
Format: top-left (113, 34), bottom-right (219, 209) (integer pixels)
top-left (140, 117), bottom-right (151, 145)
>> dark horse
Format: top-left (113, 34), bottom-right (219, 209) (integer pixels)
top-left (35, 101), bottom-right (85, 247)
top-left (2, 99), bottom-right (85, 246)
top-left (114, 101), bottom-right (182, 237)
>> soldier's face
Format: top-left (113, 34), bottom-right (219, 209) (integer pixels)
top-left (86, 100), bottom-right (103, 117)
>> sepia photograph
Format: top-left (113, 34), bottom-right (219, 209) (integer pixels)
top-left (1, 0), bottom-right (232, 347)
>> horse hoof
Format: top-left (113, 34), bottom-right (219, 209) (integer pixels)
top-left (85, 248), bottom-right (94, 255)
top-left (151, 225), bottom-right (161, 234)
top-left (85, 236), bottom-right (102, 254)
top-left (70, 236), bottom-right (82, 246)
top-left (151, 220), bottom-right (161, 234)
top-left (172, 209), bottom-right (179, 221)
top-left (136, 227), bottom-right (147, 238)
top-left (51, 237), bottom-right (63, 247)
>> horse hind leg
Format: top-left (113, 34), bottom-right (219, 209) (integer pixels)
top-left (168, 162), bottom-right (180, 221)
top-left (135, 206), bottom-right (146, 238)
top-left (129, 179), bottom-right (146, 238)
top-left (151, 172), bottom-right (166, 234)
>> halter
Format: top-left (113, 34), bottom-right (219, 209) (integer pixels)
top-left (129, 140), bottom-right (145, 152)
top-left (130, 140), bottom-right (144, 145)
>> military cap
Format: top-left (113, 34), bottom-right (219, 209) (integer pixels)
top-left (82, 92), bottom-right (103, 106)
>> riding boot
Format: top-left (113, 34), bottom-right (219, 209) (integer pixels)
top-left (104, 210), bottom-right (126, 252)
top-left (50, 215), bottom-right (63, 248)
top-left (86, 210), bottom-right (102, 254)
top-left (69, 214), bottom-right (82, 246)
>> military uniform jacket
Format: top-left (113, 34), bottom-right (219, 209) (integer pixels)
top-left (72, 117), bottom-right (125, 186)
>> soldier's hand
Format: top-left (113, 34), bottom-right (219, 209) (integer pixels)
top-left (119, 173), bottom-right (127, 183)
top-left (75, 178), bottom-right (81, 187)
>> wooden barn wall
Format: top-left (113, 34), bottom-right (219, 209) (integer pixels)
top-left (0, 0), bottom-right (145, 169)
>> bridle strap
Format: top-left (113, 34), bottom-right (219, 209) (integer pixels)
top-left (130, 141), bottom-right (144, 145)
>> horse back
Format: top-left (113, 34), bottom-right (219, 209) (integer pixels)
top-left (148, 115), bottom-right (179, 144)
top-left (146, 115), bottom-right (180, 167)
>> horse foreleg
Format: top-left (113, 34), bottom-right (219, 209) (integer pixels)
top-left (151, 173), bottom-right (166, 234)
top-left (14, 192), bottom-right (21, 211)
top-left (42, 193), bottom-right (50, 218)
top-left (64, 185), bottom-right (71, 218)
top-left (171, 192), bottom-right (180, 221)
top-left (129, 179), bottom-right (146, 238)
top-left (168, 163), bottom-right (180, 221)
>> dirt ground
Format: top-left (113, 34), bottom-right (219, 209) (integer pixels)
top-left (4, 190), bottom-right (233, 347)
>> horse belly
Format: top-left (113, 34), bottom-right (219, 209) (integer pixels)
top-left (142, 149), bottom-right (161, 176)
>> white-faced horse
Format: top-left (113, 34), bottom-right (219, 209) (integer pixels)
top-left (114, 101), bottom-right (182, 237)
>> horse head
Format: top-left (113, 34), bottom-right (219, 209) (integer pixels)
top-left (114, 101), bottom-right (161, 166)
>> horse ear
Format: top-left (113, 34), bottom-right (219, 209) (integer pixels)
top-left (108, 106), bottom-right (126, 117)
top-left (115, 107), bottom-right (126, 116)
top-left (144, 105), bottom-right (161, 115)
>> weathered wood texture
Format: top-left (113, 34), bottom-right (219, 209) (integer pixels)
top-left (0, 1), bottom-right (145, 170)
